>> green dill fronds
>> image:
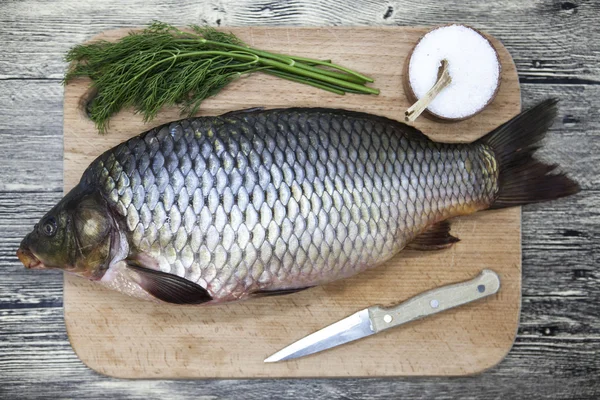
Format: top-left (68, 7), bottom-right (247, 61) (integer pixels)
top-left (189, 24), bottom-right (244, 46)
top-left (64, 21), bottom-right (379, 133)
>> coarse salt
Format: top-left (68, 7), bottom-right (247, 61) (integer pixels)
top-left (408, 25), bottom-right (500, 119)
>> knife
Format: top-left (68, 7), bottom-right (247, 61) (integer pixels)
top-left (264, 269), bottom-right (500, 363)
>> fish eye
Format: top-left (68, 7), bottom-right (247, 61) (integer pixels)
top-left (42, 217), bottom-right (57, 237)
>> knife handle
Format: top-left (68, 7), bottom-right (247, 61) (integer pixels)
top-left (368, 269), bottom-right (501, 333)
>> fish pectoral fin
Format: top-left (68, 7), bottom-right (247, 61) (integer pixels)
top-left (125, 260), bottom-right (212, 305)
top-left (251, 286), bottom-right (314, 297)
top-left (406, 221), bottom-right (460, 251)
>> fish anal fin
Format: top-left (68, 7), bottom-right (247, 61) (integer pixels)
top-left (251, 286), bottom-right (314, 298)
top-left (125, 259), bottom-right (212, 305)
top-left (406, 221), bottom-right (460, 251)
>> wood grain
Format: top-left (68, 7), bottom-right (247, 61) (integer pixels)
top-left (62, 26), bottom-right (521, 378)
top-left (1, 0), bottom-right (598, 398)
top-left (1, 0), bottom-right (599, 84)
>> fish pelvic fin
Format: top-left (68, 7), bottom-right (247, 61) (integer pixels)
top-left (406, 221), bottom-right (460, 251)
top-left (477, 99), bottom-right (580, 209)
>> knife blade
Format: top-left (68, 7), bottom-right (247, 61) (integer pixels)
top-left (264, 269), bottom-right (500, 363)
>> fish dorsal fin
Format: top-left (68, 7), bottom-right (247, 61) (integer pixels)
top-left (125, 260), bottom-right (213, 305)
top-left (406, 221), bottom-right (460, 251)
top-left (221, 107), bottom-right (265, 117)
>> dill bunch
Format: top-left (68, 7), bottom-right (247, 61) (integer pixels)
top-left (64, 21), bottom-right (379, 133)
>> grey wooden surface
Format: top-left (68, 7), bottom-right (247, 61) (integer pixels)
top-left (0, 0), bottom-right (598, 399)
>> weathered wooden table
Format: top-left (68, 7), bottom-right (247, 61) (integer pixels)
top-left (0, 0), bottom-right (598, 398)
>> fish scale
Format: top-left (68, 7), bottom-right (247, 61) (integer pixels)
top-left (85, 108), bottom-right (496, 301)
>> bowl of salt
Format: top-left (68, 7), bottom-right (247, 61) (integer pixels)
top-left (404, 24), bottom-right (501, 122)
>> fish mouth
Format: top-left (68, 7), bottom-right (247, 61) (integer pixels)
top-left (16, 246), bottom-right (46, 270)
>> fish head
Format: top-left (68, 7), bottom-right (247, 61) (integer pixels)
top-left (17, 187), bottom-right (123, 280)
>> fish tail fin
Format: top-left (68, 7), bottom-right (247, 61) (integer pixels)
top-left (477, 99), bottom-right (580, 209)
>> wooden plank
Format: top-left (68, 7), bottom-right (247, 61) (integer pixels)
top-left (62, 26), bottom-right (522, 378)
top-left (0, 80), bottom-right (63, 191)
top-left (1, 308), bottom-right (599, 399)
top-left (0, 0), bottom-right (599, 84)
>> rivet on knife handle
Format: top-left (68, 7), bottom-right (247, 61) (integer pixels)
top-left (368, 269), bottom-right (501, 333)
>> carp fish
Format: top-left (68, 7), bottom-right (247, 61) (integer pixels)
top-left (17, 100), bottom-right (579, 304)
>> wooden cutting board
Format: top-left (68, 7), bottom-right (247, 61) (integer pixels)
top-left (63, 26), bottom-right (521, 378)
